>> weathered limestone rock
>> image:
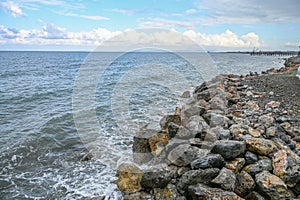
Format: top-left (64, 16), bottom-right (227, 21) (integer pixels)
top-left (230, 124), bottom-right (249, 139)
top-left (211, 140), bottom-right (246, 160)
top-left (210, 96), bottom-right (227, 110)
top-left (116, 163), bottom-right (143, 193)
top-left (212, 167), bottom-right (236, 191)
top-left (141, 165), bottom-right (175, 188)
top-left (248, 127), bottom-right (261, 138)
top-left (255, 171), bottom-right (293, 200)
top-left (185, 115), bottom-right (208, 136)
top-left (203, 112), bottom-right (229, 128)
top-left (190, 154), bottom-right (225, 170)
top-left (234, 171), bottom-right (255, 197)
top-left (188, 183), bottom-right (244, 200)
top-left (245, 138), bottom-right (277, 156)
top-left (182, 106), bottom-right (205, 119)
top-left (258, 114), bottom-right (275, 127)
top-left (153, 183), bottom-right (182, 200)
top-left (177, 168), bottom-right (220, 195)
top-left (211, 126), bottom-right (231, 140)
top-left (226, 158), bottom-right (246, 173)
top-left (148, 133), bottom-right (169, 155)
top-left (243, 158), bottom-right (272, 177)
top-left (160, 114), bottom-right (181, 131)
top-left (167, 144), bottom-right (209, 167)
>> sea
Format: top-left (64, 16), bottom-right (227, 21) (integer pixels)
top-left (0, 51), bottom-right (288, 199)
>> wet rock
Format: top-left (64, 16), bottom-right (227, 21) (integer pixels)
top-left (225, 158), bottom-right (246, 173)
top-left (212, 167), bottom-right (236, 191)
top-left (188, 183), bottom-right (244, 200)
top-left (211, 140), bottom-right (246, 160)
top-left (190, 154), bottom-right (225, 170)
top-left (160, 114), bottom-right (181, 131)
top-left (245, 151), bottom-right (258, 165)
top-left (133, 129), bottom-right (156, 164)
top-left (183, 106), bottom-right (205, 119)
top-left (167, 144), bottom-right (209, 167)
top-left (148, 133), bottom-right (169, 155)
top-left (243, 158), bottom-right (272, 177)
top-left (177, 168), bottom-right (220, 195)
top-left (116, 163), bottom-right (143, 193)
top-left (211, 126), bottom-right (231, 140)
top-left (234, 171), bottom-right (255, 197)
top-left (245, 138), bottom-right (277, 156)
top-left (255, 171), bottom-right (293, 200)
top-left (181, 91), bottom-right (190, 98)
top-left (258, 114), bottom-right (275, 127)
top-left (141, 165), bottom-right (176, 188)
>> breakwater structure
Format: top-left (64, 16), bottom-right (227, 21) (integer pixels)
top-left (115, 57), bottom-right (300, 199)
top-left (250, 51), bottom-right (298, 56)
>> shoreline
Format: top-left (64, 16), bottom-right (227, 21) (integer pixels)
top-left (116, 56), bottom-right (300, 199)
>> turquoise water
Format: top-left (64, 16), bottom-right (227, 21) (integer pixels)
top-left (0, 51), bottom-right (287, 199)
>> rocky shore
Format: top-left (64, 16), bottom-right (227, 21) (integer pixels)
top-left (116, 56), bottom-right (300, 200)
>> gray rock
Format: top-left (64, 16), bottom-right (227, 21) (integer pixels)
top-left (211, 126), bottom-right (231, 140)
top-left (234, 171), bottom-right (255, 197)
top-left (141, 165), bottom-right (176, 188)
top-left (258, 115), bottom-right (275, 127)
top-left (210, 96), bottom-right (227, 110)
top-left (245, 151), bottom-right (258, 165)
top-left (183, 106), bottom-right (205, 119)
top-left (185, 115), bottom-right (208, 136)
top-left (168, 122), bottom-right (179, 138)
top-left (243, 158), bottom-right (272, 177)
top-left (245, 191), bottom-right (266, 200)
top-left (175, 126), bottom-right (194, 139)
top-left (190, 154), bottom-right (225, 170)
top-left (167, 144), bottom-right (209, 167)
top-left (133, 129), bottom-right (156, 164)
top-left (177, 168), bottom-right (220, 195)
top-left (211, 140), bottom-right (246, 160)
top-left (188, 183), bottom-right (244, 200)
top-left (203, 112), bottom-right (229, 128)
top-left (211, 167), bottom-right (236, 191)
top-left (255, 171), bottom-right (293, 200)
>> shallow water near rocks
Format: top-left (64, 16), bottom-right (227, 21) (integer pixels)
top-left (0, 51), bottom-right (287, 199)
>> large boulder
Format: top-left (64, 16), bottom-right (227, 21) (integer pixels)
top-left (190, 154), bottom-right (225, 170)
top-left (243, 158), bottom-right (272, 177)
top-left (255, 171), bottom-right (293, 200)
top-left (245, 138), bottom-right (277, 156)
top-left (211, 140), bottom-right (246, 160)
top-left (188, 183), bottom-right (244, 200)
top-left (116, 163), bottom-right (143, 193)
top-left (234, 171), bottom-right (255, 197)
top-left (211, 167), bottom-right (236, 191)
top-left (141, 165), bottom-right (176, 188)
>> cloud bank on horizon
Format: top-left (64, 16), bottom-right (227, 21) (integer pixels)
top-left (0, 0), bottom-right (299, 51)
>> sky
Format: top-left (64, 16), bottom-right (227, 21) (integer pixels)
top-left (0, 0), bottom-right (299, 51)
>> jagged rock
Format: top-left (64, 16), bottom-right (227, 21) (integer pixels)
top-left (168, 122), bottom-right (179, 138)
top-left (200, 128), bottom-right (218, 142)
top-left (133, 129), bottom-right (156, 164)
top-left (203, 112), bottom-right (229, 128)
top-left (181, 91), bottom-right (190, 98)
top-left (225, 158), bottom-right (245, 173)
top-left (230, 124), bottom-right (249, 139)
top-left (148, 132), bottom-right (169, 155)
top-left (141, 165), bottom-right (176, 188)
top-left (248, 127), bottom-right (261, 138)
top-left (211, 126), bottom-right (231, 140)
top-left (190, 154), bottom-right (225, 170)
top-left (234, 171), bottom-right (255, 197)
top-left (194, 87), bottom-right (225, 102)
top-left (245, 138), bottom-right (277, 156)
top-left (188, 183), bottom-right (244, 200)
top-left (189, 138), bottom-right (214, 150)
top-left (177, 168), bottom-right (220, 195)
top-left (245, 191), bottom-right (266, 200)
top-left (211, 140), bottom-right (246, 160)
top-left (183, 106), bottom-right (205, 119)
top-left (185, 115), bottom-right (209, 135)
top-left (160, 114), bottom-right (181, 131)
top-left (266, 101), bottom-right (280, 108)
top-left (272, 149), bottom-right (300, 187)
top-left (212, 167), bottom-right (236, 191)
top-left (167, 144), bottom-right (209, 167)
top-left (116, 163), bottom-right (143, 193)
top-left (245, 151), bottom-right (258, 165)
top-left (123, 191), bottom-right (153, 200)
top-left (255, 171), bottom-right (293, 200)
top-left (174, 126), bottom-right (194, 139)
top-left (243, 158), bottom-right (272, 177)
top-left (258, 114), bottom-right (275, 127)
top-left (153, 183), bottom-right (182, 200)
top-left (210, 96), bottom-right (227, 110)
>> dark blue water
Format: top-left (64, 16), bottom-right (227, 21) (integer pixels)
top-left (0, 51), bottom-right (287, 199)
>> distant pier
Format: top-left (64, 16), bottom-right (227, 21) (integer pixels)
top-left (250, 51), bottom-right (298, 56)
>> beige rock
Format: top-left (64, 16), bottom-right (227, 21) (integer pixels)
top-left (248, 128), bottom-right (261, 138)
top-left (226, 158), bottom-right (246, 174)
top-left (148, 133), bottom-right (169, 155)
top-left (272, 150), bottom-right (288, 178)
top-left (116, 163), bottom-right (143, 193)
top-left (245, 138), bottom-right (277, 156)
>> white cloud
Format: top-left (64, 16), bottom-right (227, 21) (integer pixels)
top-left (57, 11), bottom-right (109, 21)
top-left (0, 24), bottom-right (263, 50)
top-left (110, 8), bottom-right (134, 15)
top-left (183, 29), bottom-right (262, 48)
top-left (285, 42), bottom-right (300, 47)
top-left (197, 0), bottom-right (300, 24)
top-left (185, 9), bottom-right (196, 15)
top-left (139, 18), bottom-right (195, 29)
top-left (1, 1), bottom-right (26, 17)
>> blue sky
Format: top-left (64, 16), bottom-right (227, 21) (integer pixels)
top-left (0, 0), bottom-right (299, 51)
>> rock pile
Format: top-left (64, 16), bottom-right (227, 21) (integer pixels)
top-left (116, 65), bottom-right (300, 199)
